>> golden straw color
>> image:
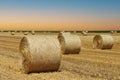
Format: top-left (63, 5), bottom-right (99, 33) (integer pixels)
top-left (58, 32), bottom-right (81, 54)
top-left (93, 35), bottom-right (114, 49)
top-left (20, 36), bottom-right (62, 73)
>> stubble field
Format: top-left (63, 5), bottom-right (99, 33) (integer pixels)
top-left (0, 32), bottom-right (120, 80)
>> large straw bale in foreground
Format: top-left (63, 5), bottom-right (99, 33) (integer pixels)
top-left (93, 35), bottom-right (114, 49)
top-left (58, 32), bottom-right (81, 54)
top-left (20, 36), bottom-right (61, 73)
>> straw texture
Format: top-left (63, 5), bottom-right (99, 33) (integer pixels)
top-left (58, 32), bottom-right (81, 54)
top-left (93, 35), bottom-right (114, 49)
top-left (20, 36), bottom-right (61, 73)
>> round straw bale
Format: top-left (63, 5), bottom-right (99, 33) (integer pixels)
top-left (110, 31), bottom-right (117, 34)
top-left (31, 31), bottom-right (35, 35)
top-left (20, 36), bottom-right (61, 73)
top-left (85, 30), bottom-right (88, 33)
top-left (110, 31), bottom-right (114, 34)
top-left (24, 32), bottom-right (28, 35)
top-left (81, 31), bottom-right (88, 36)
top-left (93, 35), bottom-right (114, 49)
top-left (11, 31), bottom-right (15, 35)
top-left (58, 32), bottom-right (81, 54)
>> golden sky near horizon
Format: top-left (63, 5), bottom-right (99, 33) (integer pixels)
top-left (0, 15), bottom-right (120, 30)
top-left (0, 0), bottom-right (120, 30)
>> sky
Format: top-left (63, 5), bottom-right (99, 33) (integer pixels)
top-left (0, 0), bottom-right (120, 30)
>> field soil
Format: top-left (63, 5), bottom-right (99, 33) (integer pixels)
top-left (0, 33), bottom-right (120, 80)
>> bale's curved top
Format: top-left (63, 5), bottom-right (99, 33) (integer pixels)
top-left (20, 36), bottom-right (62, 73)
top-left (93, 35), bottom-right (114, 49)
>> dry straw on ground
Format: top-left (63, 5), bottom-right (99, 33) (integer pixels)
top-left (93, 35), bottom-right (114, 49)
top-left (20, 36), bottom-right (62, 73)
top-left (58, 32), bottom-right (81, 54)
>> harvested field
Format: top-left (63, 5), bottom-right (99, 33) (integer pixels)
top-left (0, 33), bottom-right (120, 80)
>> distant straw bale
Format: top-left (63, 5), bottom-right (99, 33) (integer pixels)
top-left (31, 31), bottom-right (35, 35)
top-left (110, 31), bottom-right (114, 34)
top-left (93, 35), bottom-right (114, 49)
top-left (23, 32), bottom-right (28, 35)
top-left (58, 32), bottom-right (81, 54)
top-left (11, 31), bottom-right (15, 35)
top-left (81, 31), bottom-right (88, 36)
top-left (110, 31), bottom-right (117, 34)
